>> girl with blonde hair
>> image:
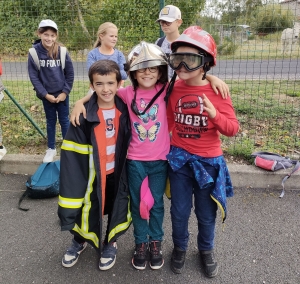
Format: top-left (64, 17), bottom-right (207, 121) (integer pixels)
top-left (86, 22), bottom-right (127, 85)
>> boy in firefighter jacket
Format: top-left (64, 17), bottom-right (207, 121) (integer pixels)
top-left (58, 60), bottom-right (131, 270)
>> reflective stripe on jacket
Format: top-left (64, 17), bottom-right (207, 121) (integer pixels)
top-left (58, 93), bottom-right (131, 252)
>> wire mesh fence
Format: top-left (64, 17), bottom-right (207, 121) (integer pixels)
top-left (0, 1), bottom-right (299, 159)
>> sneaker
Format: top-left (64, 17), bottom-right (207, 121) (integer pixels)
top-left (199, 249), bottom-right (218, 278)
top-left (0, 146), bottom-right (7, 161)
top-left (62, 239), bottom-right (87, 268)
top-left (43, 148), bottom-right (57, 163)
top-left (99, 242), bottom-right (117, 270)
top-left (132, 242), bottom-right (148, 270)
top-left (149, 241), bottom-right (164, 269)
top-left (171, 246), bottom-right (186, 274)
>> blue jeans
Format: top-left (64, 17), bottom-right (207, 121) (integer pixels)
top-left (42, 96), bottom-right (70, 149)
top-left (127, 159), bottom-right (167, 244)
top-left (169, 162), bottom-right (218, 251)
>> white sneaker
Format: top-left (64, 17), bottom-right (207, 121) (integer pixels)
top-left (43, 148), bottom-right (57, 163)
top-left (0, 146), bottom-right (7, 161)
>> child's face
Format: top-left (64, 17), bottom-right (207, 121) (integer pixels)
top-left (100, 28), bottom-right (118, 48)
top-left (159, 19), bottom-right (182, 35)
top-left (174, 46), bottom-right (204, 84)
top-left (39, 29), bottom-right (57, 50)
top-left (90, 72), bottom-right (121, 108)
top-left (134, 66), bottom-right (161, 90)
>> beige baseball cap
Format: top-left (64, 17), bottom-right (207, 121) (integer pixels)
top-left (156, 5), bottom-right (181, 22)
top-left (38, 19), bottom-right (58, 31)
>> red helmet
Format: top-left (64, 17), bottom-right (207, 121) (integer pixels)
top-left (171, 26), bottom-right (217, 66)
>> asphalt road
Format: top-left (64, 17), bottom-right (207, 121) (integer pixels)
top-left (2, 59), bottom-right (300, 80)
top-left (1, 172), bottom-right (300, 284)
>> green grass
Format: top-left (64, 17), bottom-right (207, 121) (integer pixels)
top-left (1, 79), bottom-right (299, 161)
top-left (222, 79), bottom-right (300, 160)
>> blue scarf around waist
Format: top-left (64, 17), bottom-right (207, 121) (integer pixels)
top-left (167, 146), bottom-right (233, 222)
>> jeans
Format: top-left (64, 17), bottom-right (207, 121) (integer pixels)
top-left (127, 159), bottom-right (167, 244)
top-left (42, 96), bottom-right (70, 149)
top-left (169, 162), bottom-right (218, 251)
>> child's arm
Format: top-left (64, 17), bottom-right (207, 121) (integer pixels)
top-left (206, 74), bottom-right (229, 99)
top-left (203, 93), bottom-right (239, 137)
top-left (70, 93), bottom-right (92, 126)
top-left (61, 52), bottom-right (74, 98)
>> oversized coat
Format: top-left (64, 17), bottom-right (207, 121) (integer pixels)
top-left (58, 93), bottom-right (131, 253)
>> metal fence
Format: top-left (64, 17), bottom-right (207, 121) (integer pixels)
top-left (0, 1), bottom-right (299, 159)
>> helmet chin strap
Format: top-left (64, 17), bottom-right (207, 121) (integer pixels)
top-left (202, 64), bottom-right (211, 80)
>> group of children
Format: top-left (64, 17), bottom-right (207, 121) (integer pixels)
top-left (24, 4), bottom-right (239, 278)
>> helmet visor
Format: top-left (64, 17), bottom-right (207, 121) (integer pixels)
top-left (168, 53), bottom-right (206, 71)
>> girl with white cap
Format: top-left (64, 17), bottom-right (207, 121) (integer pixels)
top-left (28, 19), bottom-right (74, 163)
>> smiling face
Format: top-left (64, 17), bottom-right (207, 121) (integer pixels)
top-left (90, 72), bottom-right (121, 108)
top-left (134, 66), bottom-right (162, 90)
top-left (100, 27), bottom-right (118, 49)
top-left (39, 28), bottom-right (57, 50)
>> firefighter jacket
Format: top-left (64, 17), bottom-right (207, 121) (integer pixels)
top-left (58, 93), bottom-right (132, 252)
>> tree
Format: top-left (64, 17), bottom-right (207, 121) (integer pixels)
top-left (250, 4), bottom-right (294, 33)
top-left (0, 0), bottom-right (205, 55)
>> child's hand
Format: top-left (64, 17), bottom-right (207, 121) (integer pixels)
top-left (207, 75), bottom-right (230, 99)
top-left (70, 100), bottom-right (86, 127)
top-left (56, 92), bottom-right (67, 103)
top-left (202, 94), bottom-right (217, 119)
top-left (45, 94), bottom-right (57, 103)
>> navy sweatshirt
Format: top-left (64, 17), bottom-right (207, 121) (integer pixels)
top-left (28, 40), bottom-right (74, 99)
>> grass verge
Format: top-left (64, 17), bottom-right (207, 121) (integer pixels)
top-left (0, 79), bottom-right (299, 162)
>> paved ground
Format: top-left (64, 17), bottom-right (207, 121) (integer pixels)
top-left (1, 171), bottom-right (300, 284)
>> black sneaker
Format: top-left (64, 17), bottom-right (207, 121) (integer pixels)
top-left (199, 250), bottom-right (218, 278)
top-left (132, 242), bottom-right (148, 270)
top-left (99, 242), bottom-right (117, 271)
top-left (62, 239), bottom-right (87, 268)
top-left (171, 246), bottom-right (186, 274)
top-left (149, 241), bottom-right (164, 270)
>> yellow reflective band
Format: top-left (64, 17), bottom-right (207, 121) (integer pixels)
top-left (68, 154), bottom-right (99, 248)
top-left (210, 194), bottom-right (225, 223)
top-left (108, 197), bottom-right (132, 242)
top-left (81, 155), bottom-right (96, 232)
top-left (61, 140), bottom-right (92, 155)
top-left (72, 224), bottom-right (99, 248)
top-left (58, 196), bottom-right (84, 209)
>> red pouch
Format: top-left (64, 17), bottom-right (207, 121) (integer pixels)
top-left (254, 156), bottom-right (276, 171)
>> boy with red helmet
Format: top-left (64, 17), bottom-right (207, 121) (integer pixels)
top-left (166, 26), bottom-right (239, 277)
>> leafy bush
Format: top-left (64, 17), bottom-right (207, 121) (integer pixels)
top-left (218, 37), bottom-right (239, 55)
top-left (251, 4), bottom-right (295, 34)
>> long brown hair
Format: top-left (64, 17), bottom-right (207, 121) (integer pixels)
top-left (37, 27), bottom-right (63, 59)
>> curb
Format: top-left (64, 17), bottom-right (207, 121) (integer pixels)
top-left (1, 154), bottom-right (299, 192)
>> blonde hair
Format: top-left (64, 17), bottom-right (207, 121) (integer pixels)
top-left (93, 22), bottom-right (118, 48)
top-left (37, 27), bottom-right (64, 59)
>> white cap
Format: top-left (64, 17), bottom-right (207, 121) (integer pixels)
top-left (156, 5), bottom-right (181, 22)
top-left (38, 19), bottom-right (58, 31)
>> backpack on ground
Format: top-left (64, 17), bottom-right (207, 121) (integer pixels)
top-left (29, 46), bottom-right (67, 71)
top-left (18, 160), bottom-right (60, 211)
top-left (251, 151), bottom-right (300, 197)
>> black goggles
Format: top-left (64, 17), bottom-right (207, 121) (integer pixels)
top-left (168, 52), bottom-right (211, 71)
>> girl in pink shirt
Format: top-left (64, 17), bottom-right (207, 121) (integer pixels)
top-left (120, 42), bottom-right (169, 270)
